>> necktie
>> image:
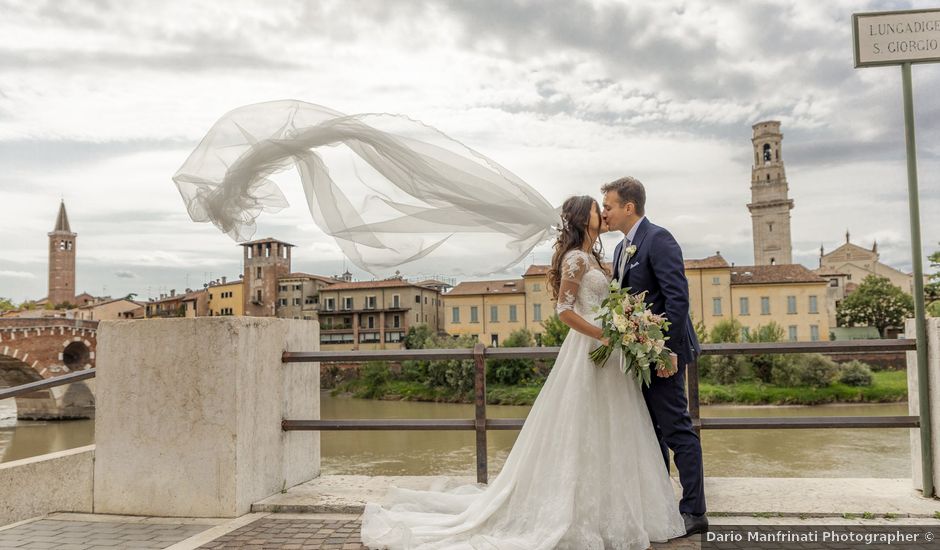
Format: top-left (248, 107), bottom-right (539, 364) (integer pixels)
top-left (618, 238), bottom-right (631, 284)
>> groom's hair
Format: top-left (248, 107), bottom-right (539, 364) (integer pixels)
top-left (601, 176), bottom-right (646, 216)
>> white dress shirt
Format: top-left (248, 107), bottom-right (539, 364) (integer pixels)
top-left (618, 216), bottom-right (645, 282)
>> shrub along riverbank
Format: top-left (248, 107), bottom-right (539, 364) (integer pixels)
top-left (331, 368), bottom-right (907, 406)
top-left (328, 321), bottom-right (908, 407)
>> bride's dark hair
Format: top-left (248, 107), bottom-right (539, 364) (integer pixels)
top-left (547, 195), bottom-right (607, 301)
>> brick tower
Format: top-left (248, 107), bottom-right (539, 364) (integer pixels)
top-left (747, 121), bottom-right (794, 265)
top-left (48, 200), bottom-right (77, 306)
top-left (241, 238), bottom-right (293, 317)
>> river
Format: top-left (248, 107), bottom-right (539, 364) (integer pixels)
top-left (0, 394), bottom-right (911, 478)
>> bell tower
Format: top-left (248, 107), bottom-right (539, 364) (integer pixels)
top-left (747, 121), bottom-right (794, 265)
top-left (48, 200), bottom-right (77, 306)
top-left (241, 238), bottom-right (293, 317)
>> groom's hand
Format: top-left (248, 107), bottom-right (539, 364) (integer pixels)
top-left (656, 353), bottom-right (679, 378)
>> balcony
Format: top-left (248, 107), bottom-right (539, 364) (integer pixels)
top-left (318, 307), bottom-right (409, 315)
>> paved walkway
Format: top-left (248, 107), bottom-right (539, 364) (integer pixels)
top-left (0, 512), bottom-right (708, 549)
top-left (255, 475), bottom-right (940, 517)
top-left (0, 515), bottom-right (219, 549)
top-left (2, 476), bottom-right (939, 549)
top-left (5, 512), bottom-right (940, 549)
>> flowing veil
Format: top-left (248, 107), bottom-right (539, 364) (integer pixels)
top-left (173, 100), bottom-right (562, 276)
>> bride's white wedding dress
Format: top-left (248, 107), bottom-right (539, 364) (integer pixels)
top-left (361, 249), bottom-right (686, 549)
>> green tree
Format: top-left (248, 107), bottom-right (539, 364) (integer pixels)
top-left (400, 333), bottom-right (478, 394)
top-left (771, 354), bottom-right (839, 388)
top-left (837, 275), bottom-right (914, 337)
top-left (745, 322), bottom-right (791, 384)
top-left (703, 319), bottom-right (749, 384)
top-left (693, 317), bottom-right (708, 347)
top-left (929, 301), bottom-right (940, 318)
top-left (927, 244), bottom-right (940, 315)
top-left (709, 319), bottom-right (744, 343)
top-left (540, 313), bottom-right (570, 347)
top-left (358, 361), bottom-right (391, 399)
top-left (690, 317), bottom-right (711, 379)
top-left (486, 328), bottom-right (537, 386)
top-left (0, 297), bottom-right (15, 311)
top-left (404, 324), bottom-right (434, 349)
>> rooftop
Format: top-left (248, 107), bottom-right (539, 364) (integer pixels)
top-left (239, 237), bottom-right (295, 247)
top-left (730, 264), bottom-right (826, 285)
top-left (448, 279), bottom-right (525, 296)
top-left (51, 200), bottom-right (73, 233)
top-left (685, 254), bottom-right (730, 269)
top-left (281, 272), bottom-right (338, 284)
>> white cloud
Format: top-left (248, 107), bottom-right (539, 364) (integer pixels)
top-left (0, 270), bottom-right (36, 279)
top-left (0, 0), bottom-right (937, 302)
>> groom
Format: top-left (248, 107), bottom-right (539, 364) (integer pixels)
top-left (601, 176), bottom-right (707, 537)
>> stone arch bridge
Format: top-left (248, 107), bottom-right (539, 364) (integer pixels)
top-left (0, 318), bottom-right (97, 419)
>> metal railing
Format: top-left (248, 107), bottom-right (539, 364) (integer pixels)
top-left (282, 338), bottom-right (919, 483)
top-left (0, 369), bottom-right (96, 401)
top-left (0, 338), bottom-right (919, 485)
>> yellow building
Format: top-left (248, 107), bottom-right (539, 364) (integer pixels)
top-left (686, 255), bottom-right (830, 342)
top-left (685, 254), bottom-right (733, 334)
top-left (75, 298), bottom-right (143, 320)
top-left (207, 279), bottom-right (244, 317)
top-left (445, 262), bottom-right (615, 346)
top-left (729, 265), bottom-right (830, 341)
top-left (521, 266), bottom-right (556, 343)
top-left (445, 279), bottom-right (529, 347)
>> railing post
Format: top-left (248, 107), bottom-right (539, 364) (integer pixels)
top-left (473, 342), bottom-right (488, 484)
top-left (688, 358), bottom-right (701, 436)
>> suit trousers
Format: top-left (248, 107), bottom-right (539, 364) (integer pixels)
top-left (640, 361), bottom-right (706, 515)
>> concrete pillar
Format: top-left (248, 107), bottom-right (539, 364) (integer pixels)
top-left (353, 312), bottom-right (360, 350)
top-left (379, 311), bottom-right (386, 350)
top-left (93, 318), bottom-right (320, 517)
top-left (906, 317), bottom-right (940, 492)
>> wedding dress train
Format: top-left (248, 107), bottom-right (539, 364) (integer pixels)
top-left (361, 249), bottom-right (686, 549)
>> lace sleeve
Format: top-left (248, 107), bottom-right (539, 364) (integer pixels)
top-left (555, 250), bottom-right (589, 315)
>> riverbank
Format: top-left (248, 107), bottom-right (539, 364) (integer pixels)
top-left (331, 370), bottom-right (908, 406)
top-left (699, 370), bottom-right (907, 405)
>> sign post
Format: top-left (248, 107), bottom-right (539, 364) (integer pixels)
top-left (853, 8), bottom-right (940, 497)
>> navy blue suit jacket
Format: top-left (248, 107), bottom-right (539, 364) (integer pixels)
top-left (612, 218), bottom-right (701, 367)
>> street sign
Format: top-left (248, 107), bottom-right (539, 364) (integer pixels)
top-left (853, 8), bottom-right (940, 67)
top-left (852, 7), bottom-right (938, 498)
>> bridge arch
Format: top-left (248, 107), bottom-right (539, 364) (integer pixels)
top-left (0, 319), bottom-right (97, 419)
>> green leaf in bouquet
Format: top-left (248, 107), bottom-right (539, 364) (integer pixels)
top-left (622, 353), bottom-right (634, 373)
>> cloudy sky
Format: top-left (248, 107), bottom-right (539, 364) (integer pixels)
top-left (0, 0), bottom-right (938, 303)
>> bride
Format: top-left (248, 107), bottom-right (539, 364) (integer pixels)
top-left (171, 100), bottom-right (691, 550)
top-left (359, 195), bottom-right (686, 549)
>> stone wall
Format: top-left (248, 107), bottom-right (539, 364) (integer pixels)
top-left (93, 317), bottom-right (320, 517)
top-left (0, 445), bottom-right (94, 526)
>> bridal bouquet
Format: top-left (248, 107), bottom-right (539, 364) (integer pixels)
top-left (589, 283), bottom-right (673, 387)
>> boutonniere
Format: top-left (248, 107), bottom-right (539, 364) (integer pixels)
top-left (624, 244), bottom-right (638, 259)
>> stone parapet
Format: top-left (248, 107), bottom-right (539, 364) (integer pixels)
top-left (93, 317), bottom-right (320, 517)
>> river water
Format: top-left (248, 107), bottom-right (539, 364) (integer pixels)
top-left (0, 394), bottom-right (911, 478)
